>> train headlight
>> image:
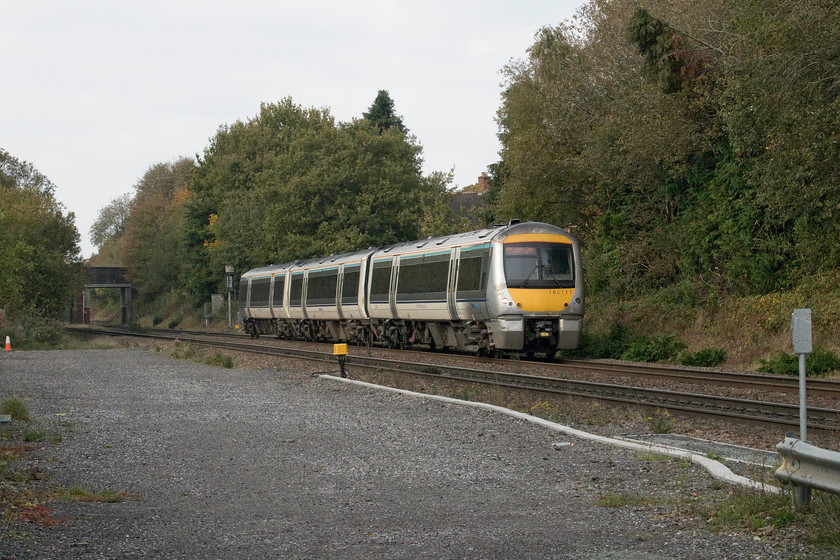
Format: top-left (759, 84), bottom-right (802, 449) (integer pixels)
top-left (501, 297), bottom-right (509, 305)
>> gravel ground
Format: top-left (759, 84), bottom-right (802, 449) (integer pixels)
top-left (0, 348), bottom-right (816, 559)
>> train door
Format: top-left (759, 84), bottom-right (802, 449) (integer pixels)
top-left (336, 264), bottom-right (345, 320)
top-left (301, 271), bottom-right (309, 319)
top-left (447, 248), bottom-right (460, 320)
top-left (268, 275), bottom-right (277, 319)
top-left (238, 277), bottom-right (249, 318)
top-left (390, 258), bottom-right (399, 318)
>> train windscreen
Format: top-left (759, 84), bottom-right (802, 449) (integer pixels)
top-left (503, 242), bottom-right (574, 289)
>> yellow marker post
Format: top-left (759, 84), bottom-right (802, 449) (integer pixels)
top-left (333, 343), bottom-right (348, 378)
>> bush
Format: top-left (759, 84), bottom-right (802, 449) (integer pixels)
top-left (205, 352), bottom-right (233, 369)
top-left (1, 311), bottom-right (63, 348)
top-left (620, 333), bottom-right (686, 363)
top-left (756, 352), bottom-right (797, 376)
top-left (2, 395), bottom-right (31, 422)
top-left (678, 347), bottom-right (727, 367)
top-left (757, 346), bottom-right (840, 377)
top-left (568, 324), bottom-right (632, 359)
top-left (171, 341), bottom-right (197, 361)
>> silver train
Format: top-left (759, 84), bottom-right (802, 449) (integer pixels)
top-left (238, 220), bottom-right (584, 358)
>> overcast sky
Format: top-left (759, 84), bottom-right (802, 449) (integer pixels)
top-left (2, 0), bottom-right (585, 258)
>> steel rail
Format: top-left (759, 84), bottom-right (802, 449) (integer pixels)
top-left (67, 326), bottom-right (840, 431)
top-left (556, 358), bottom-right (840, 398)
top-left (338, 354), bottom-right (839, 431)
top-left (142, 326), bottom-right (840, 398)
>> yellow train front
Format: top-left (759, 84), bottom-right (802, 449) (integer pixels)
top-left (482, 221), bottom-right (583, 358)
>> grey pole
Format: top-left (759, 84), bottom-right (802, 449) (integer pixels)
top-left (799, 352), bottom-right (807, 443)
top-left (791, 309), bottom-right (813, 509)
top-left (225, 265), bottom-right (235, 329)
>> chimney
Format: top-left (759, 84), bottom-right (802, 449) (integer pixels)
top-left (477, 172), bottom-right (489, 194)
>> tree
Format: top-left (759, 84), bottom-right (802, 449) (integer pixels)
top-left (362, 90), bottom-right (407, 134)
top-left (0, 149), bottom-right (82, 324)
top-left (185, 96), bottom-right (448, 302)
top-left (120, 158), bottom-right (195, 302)
top-left (0, 149), bottom-right (57, 195)
top-left (494, 0), bottom-right (840, 299)
top-left (720, 0), bottom-right (840, 280)
top-left (90, 193), bottom-right (132, 250)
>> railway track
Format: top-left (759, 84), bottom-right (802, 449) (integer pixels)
top-left (66, 325), bottom-right (840, 432)
top-left (141, 325), bottom-right (840, 398)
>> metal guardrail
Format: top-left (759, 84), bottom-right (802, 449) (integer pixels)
top-left (776, 436), bottom-right (840, 508)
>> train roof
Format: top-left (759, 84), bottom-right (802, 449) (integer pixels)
top-left (240, 221), bottom-right (575, 278)
top-left (372, 220), bottom-right (574, 256)
top-left (240, 247), bottom-right (377, 278)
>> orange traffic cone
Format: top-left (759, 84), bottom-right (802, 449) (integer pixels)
top-left (4, 336), bottom-right (10, 351)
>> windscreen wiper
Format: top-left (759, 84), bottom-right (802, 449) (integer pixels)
top-left (520, 264), bottom-right (540, 288)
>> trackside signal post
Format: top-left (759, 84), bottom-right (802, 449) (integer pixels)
top-left (333, 343), bottom-right (348, 378)
top-left (790, 308), bottom-right (813, 508)
top-left (225, 265), bottom-right (235, 329)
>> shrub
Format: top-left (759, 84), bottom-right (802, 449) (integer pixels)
top-left (568, 324), bottom-right (632, 359)
top-left (2, 312), bottom-right (64, 348)
top-left (171, 341), bottom-right (197, 361)
top-left (678, 347), bottom-right (727, 367)
top-left (757, 346), bottom-right (840, 377)
top-left (205, 352), bottom-right (233, 369)
top-left (2, 395), bottom-right (31, 422)
top-left (645, 408), bottom-right (673, 434)
top-left (620, 333), bottom-right (686, 363)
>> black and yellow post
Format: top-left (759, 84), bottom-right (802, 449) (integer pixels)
top-left (333, 343), bottom-right (348, 378)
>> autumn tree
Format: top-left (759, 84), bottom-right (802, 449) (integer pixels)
top-left (0, 149), bottom-right (82, 337)
top-left (120, 158), bottom-right (195, 302)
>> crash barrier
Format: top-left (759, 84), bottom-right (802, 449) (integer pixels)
top-left (776, 436), bottom-right (840, 508)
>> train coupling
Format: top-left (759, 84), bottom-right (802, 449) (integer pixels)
top-left (534, 320), bottom-right (554, 339)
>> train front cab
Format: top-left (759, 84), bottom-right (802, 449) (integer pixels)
top-left (489, 229), bottom-right (584, 358)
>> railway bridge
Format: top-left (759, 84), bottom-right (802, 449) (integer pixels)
top-left (71, 267), bottom-right (136, 324)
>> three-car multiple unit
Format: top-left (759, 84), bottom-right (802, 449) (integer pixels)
top-left (238, 221), bottom-right (584, 358)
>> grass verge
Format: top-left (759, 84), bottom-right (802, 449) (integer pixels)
top-left (1, 397), bottom-right (138, 534)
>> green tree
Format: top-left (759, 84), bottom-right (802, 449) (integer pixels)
top-left (90, 193), bottom-right (132, 250)
top-left (362, 90), bottom-right (407, 134)
top-left (721, 0), bottom-right (840, 281)
top-left (185, 96), bottom-right (449, 303)
top-left (494, 0), bottom-right (819, 299)
top-left (0, 149), bottom-right (57, 195)
top-left (0, 149), bottom-right (82, 324)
